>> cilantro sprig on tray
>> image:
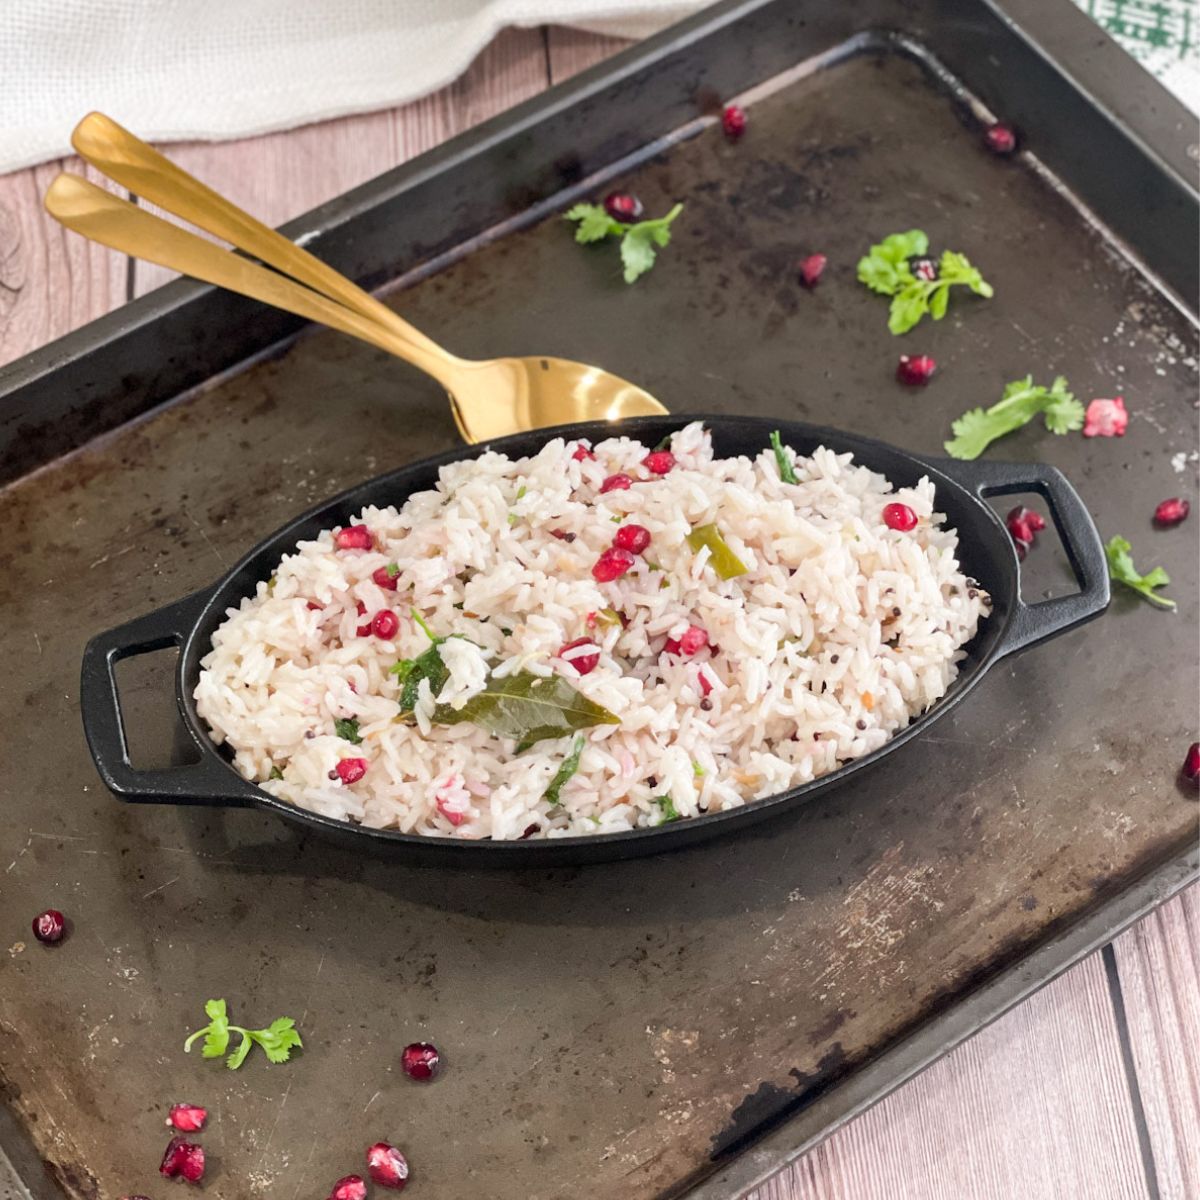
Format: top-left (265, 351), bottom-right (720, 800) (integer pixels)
top-left (1105, 536), bottom-right (1176, 610)
top-left (565, 202), bottom-right (684, 283)
top-left (184, 999), bottom-right (302, 1070)
top-left (857, 230), bottom-right (992, 334)
top-left (945, 375), bottom-right (1084, 460)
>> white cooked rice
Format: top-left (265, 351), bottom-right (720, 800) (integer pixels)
top-left (194, 422), bottom-right (990, 839)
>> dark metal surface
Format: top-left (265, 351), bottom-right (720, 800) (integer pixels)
top-left (0, 4), bottom-right (1197, 1199)
top-left (80, 417), bottom-right (1109, 865)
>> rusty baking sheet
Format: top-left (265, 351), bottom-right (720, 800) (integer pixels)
top-left (0, 1), bottom-right (1197, 1197)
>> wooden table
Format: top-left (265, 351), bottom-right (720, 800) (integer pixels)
top-left (1, 26), bottom-right (1195, 1200)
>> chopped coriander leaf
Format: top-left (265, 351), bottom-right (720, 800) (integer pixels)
top-left (385, 562), bottom-right (400, 578)
top-left (594, 609), bottom-right (623, 629)
top-left (564, 202), bottom-right (684, 284)
top-left (687, 523), bottom-right (749, 580)
top-left (268, 766), bottom-right (284, 780)
top-left (411, 608), bottom-right (438, 642)
top-left (610, 515), bottom-right (622, 523)
top-left (692, 762), bottom-right (706, 778)
top-left (1105, 536), bottom-right (1176, 610)
top-left (645, 561), bottom-right (662, 571)
top-left (945, 375), bottom-right (1083, 460)
top-left (653, 434), bottom-right (673, 451)
top-left (452, 600), bottom-right (465, 609)
top-left (334, 717), bottom-right (362, 744)
top-left (769, 430), bottom-right (798, 484)
top-left (654, 795), bottom-right (681, 823)
top-left (184, 999), bottom-right (302, 1070)
top-left (389, 658), bottom-right (415, 680)
top-left (507, 514), bottom-right (519, 526)
top-left (500, 627), bottom-right (513, 637)
top-left (543, 735), bottom-right (586, 805)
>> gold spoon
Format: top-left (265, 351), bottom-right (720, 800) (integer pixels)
top-left (46, 112), bottom-right (668, 443)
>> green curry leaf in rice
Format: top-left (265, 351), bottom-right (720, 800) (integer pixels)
top-left (430, 671), bottom-right (619, 749)
top-left (686, 523), bottom-right (749, 580)
top-left (542, 735), bottom-right (587, 805)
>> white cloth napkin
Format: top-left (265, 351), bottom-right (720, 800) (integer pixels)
top-left (0, 0), bottom-right (703, 173)
top-left (1, 0), bottom-right (1195, 175)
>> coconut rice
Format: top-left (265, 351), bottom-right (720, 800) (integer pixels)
top-left (194, 422), bottom-right (990, 839)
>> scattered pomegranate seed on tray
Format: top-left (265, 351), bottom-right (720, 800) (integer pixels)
top-left (984, 122), bottom-right (1018, 155)
top-left (721, 104), bottom-right (746, 141)
top-left (603, 192), bottom-right (643, 222)
top-left (401, 1041), bottom-right (441, 1080)
top-left (798, 253), bottom-right (827, 288)
top-left (160, 1135), bottom-right (205, 1182)
top-left (896, 354), bottom-right (936, 386)
top-left (166, 1103), bottom-right (208, 1132)
top-left (1153, 497), bottom-right (1190, 527)
top-left (367, 1141), bottom-right (411, 1189)
top-left (31, 909), bottom-right (66, 944)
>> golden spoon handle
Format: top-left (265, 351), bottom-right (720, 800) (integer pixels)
top-left (44, 173), bottom-right (459, 387)
top-left (70, 111), bottom-right (447, 361)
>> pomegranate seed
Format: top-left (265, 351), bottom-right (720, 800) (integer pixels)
top-left (31, 909), bottom-right (65, 944)
top-left (665, 625), bottom-right (709, 656)
top-left (372, 565), bottom-right (399, 591)
top-left (984, 122), bottom-right (1018, 155)
top-left (328, 1177), bottom-right (368, 1200)
top-left (599, 473), bottom-right (632, 493)
top-left (1154, 497), bottom-right (1190, 528)
top-left (559, 637), bottom-right (600, 676)
top-left (614, 524), bottom-right (652, 554)
top-left (307, 600), bottom-right (324, 611)
top-left (335, 758), bottom-right (368, 785)
top-left (722, 104), bottom-right (747, 141)
top-left (401, 1041), bottom-right (441, 1080)
top-left (166, 1103), bottom-right (208, 1132)
top-left (642, 451), bottom-right (676, 476)
top-left (698, 671), bottom-right (714, 696)
top-left (908, 256), bottom-right (939, 282)
top-left (366, 1142), bottom-right (410, 1190)
top-left (335, 525), bottom-right (373, 551)
top-left (572, 443), bottom-right (596, 462)
top-left (160, 1136), bottom-right (205, 1182)
top-left (882, 503), bottom-right (918, 532)
top-left (371, 610), bottom-right (399, 639)
top-left (1183, 743), bottom-right (1200, 787)
top-left (896, 354), bottom-right (936, 386)
top-left (603, 192), bottom-right (643, 222)
top-left (592, 547), bottom-right (635, 583)
top-left (798, 254), bottom-right (827, 288)
top-left (1006, 506), bottom-right (1045, 560)
top-left (1083, 397), bottom-right (1129, 438)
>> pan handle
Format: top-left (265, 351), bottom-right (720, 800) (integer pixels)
top-left (80, 591), bottom-right (259, 806)
top-left (929, 457), bottom-right (1110, 659)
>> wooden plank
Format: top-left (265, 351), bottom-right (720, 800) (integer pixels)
top-left (0, 159), bottom-right (127, 368)
top-left (131, 27), bottom-right (550, 296)
top-left (546, 26), bottom-right (632, 84)
top-left (1113, 889), bottom-right (1200, 1200)
top-left (749, 952), bottom-right (1148, 1200)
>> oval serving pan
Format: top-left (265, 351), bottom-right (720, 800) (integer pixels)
top-left (80, 416), bottom-right (1109, 866)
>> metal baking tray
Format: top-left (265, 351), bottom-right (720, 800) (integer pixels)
top-left (0, 0), bottom-right (1196, 1196)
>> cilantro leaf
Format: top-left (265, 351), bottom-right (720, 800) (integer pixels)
top-left (565, 203), bottom-right (622, 243)
top-left (334, 717), bottom-right (361, 744)
top-left (184, 1000), bottom-right (301, 1070)
top-left (543, 735), bottom-right (586, 806)
top-left (769, 431), bottom-right (798, 484)
top-left (565, 201), bottom-right (683, 284)
top-left (653, 795), bottom-right (681, 823)
top-left (944, 375), bottom-right (1083, 460)
top-left (1105, 536), bottom-right (1176, 610)
top-left (385, 562), bottom-right (400, 579)
top-left (268, 766), bottom-right (284, 781)
top-left (859, 231), bottom-right (992, 333)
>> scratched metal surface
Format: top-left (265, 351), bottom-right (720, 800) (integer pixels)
top-left (0, 50), bottom-right (1196, 1200)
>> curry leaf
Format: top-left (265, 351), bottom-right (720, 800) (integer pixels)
top-left (431, 671), bottom-right (619, 748)
top-left (543, 735), bottom-right (586, 805)
top-left (687, 523), bottom-right (749, 580)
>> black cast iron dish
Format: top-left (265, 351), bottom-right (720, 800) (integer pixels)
top-left (81, 415), bottom-right (1108, 865)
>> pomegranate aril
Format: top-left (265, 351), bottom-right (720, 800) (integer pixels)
top-left (908, 256), bottom-right (939, 282)
top-left (1184, 742), bottom-right (1200, 787)
top-left (984, 122), bottom-right (1018, 155)
top-left (307, 600), bottom-right (325, 611)
top-left (572, 443), bottom-right (596, 462)
top-left (160, 1136), bottom-right (205, 1182)
top-left (559, 637), bottom-right (601, 676)
top-left (335, 758), bottom-right (368, 785)
top-left (665, 625), bottom-right (708, 657)
top-left (355, 599), bottom-right (371, 636)
top-left (882, 503), bottom-right (918, 532)
top-left (167, 1103), bottom-right (208, 1132)
top-left (401, 1041), bottom-right (441, 1080)
top-left (643, 450), bottom-right (676, 476)
top-left (335, 525), bottom-right (373, 551)
top-left (599, 473), bottom-right (632, 493)
top-left (366, 1141), bottom-right (410, 1190)
top-left (371, 610), bottom-right (400, 639)
top-left (896, 354), bottom-right (936, 386)
top-left (798, 253), bottom-right (827, 288)
top-left (328, 1176), bottom-right (368, 1200)
top-left (31, 909), bottom-right (65, 944)
top-left (722, 104), bottom-right (747, 141)
top-left (592, 547), bottom-right (636, 583)
top-left (1083, 396), bottom-right (1129, 438)
top-left (372, 565), bottom-right (400, 591)
top-left (603, 192), bottom-right (643, 222)
top-left (614, 524), bottom-right (652, 554)
top-left (1154, 497), bottom-right (1190, 528)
